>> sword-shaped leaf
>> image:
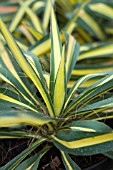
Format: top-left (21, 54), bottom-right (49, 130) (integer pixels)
top-left (23, 22), bottom-right (43, 40)
top-left (52, 120), bottom-right (113, 155)
top-left (89, 3), bottom-right (113, 21)
top-left (64, 73), bottom-right (107, 112)
top-left (0, 130), bottom-right (28, 139)
top-left (78, 9), bottom-right (105, 40)
top-left (50, 3), bottom-right (62, 96)
top-left (53, 46), bottom-right (66, 116)
top-left (79, 42), bottom-right (113, 61)
top-left (0, 41), bottom-right (42, 107)
top-left (65, 73), bottom-right (113, 114)
top-left (42, 0), bottom-right (55, 31)
top-left (73, 97), bottom-right (113, 118)
top-left (0, 110), bottom-right (54, 127)
top-left (61, 151), bottom-right (81, 170)
top-left (16, 146), bottom-right (50, 170)
top-left (0, 18), bottom-right (54, 117)
top-left (65, 33), bottom-right (80, 82)
top-left (1, 138), bottom-right (45, 170)
top-left (0, 88), bottom-right (37, 112)
top-left (23, 50), bottom-right (46, 84)
top-left (9, 0), bottom-right (35, 32)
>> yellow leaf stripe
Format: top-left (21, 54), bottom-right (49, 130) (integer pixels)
top-left (0, 42), bottom-right (39, 106)
top-left (25, 54), bottom-right (40, 78)
top-left (65, 74), bottom-right (97, 109)
top-left (52, 132), bottom-right (113, 149)
top-left (54, 46), bottom-right (65, 116)
top-left (32, 1), bottom-right (45, 12)
top-left (79, 9), bottom-right (105, 40)
top-left (64, 0), bottom-right (91, 34)
top-left (94, 116), bottom-right (113, 121)
top-left (67, 79), bottom-right (99, 88)
top-left (72, 67), bottom-right (113, 75)
top-left (43, 0), bottom-right (55, 30)
top-left (0, 111), bottom-right (53, 127)
top-left (66, 36), bottom-right (75, 75)
top-left (0, 94), bottom-right (36, 112)
top-left (24, 6), bottom-right (43, 33)
top-left (9, 0), bottom-right (35, 32)
top-left (44, 73), bottom-right (50, 89)
top-left (23, 23), bottom-right (43, 40)
top-left (89, 3), bottom-right (113, 20)
top-left (66, 35), bottom-right (78, 81)
top-left (61, 151), bottom-right (73, 170)
top-left (19, 25), bottom-right (35, 45)
top-left (16, 40), bottom-right (28, 50)
top-left (0, 18), bottom-right (54, 117)
top-left (51, 4), bottom-right (62, 79)
top-left (31, 36), bottom-right (50, 56)
top-left (98, 75), bottom-right (113, 86)
top-left (0, 72), bottom-right (36, 107)
top-left (30, 34), bottom-right (65, 56)
top-left (78, 44), bottom-right (113, 61)
top-left (0, 73), bottom-right (14, 87)
top-left (70, 127), bottom-right (96, 132)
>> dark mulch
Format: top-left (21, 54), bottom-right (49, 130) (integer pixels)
top-left (0, 138), bottom-right (105, 170)
top-left (0, 119), bottom-right (113, 169)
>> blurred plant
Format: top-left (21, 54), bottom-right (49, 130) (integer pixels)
top-left (0, 0), bottom-right (113, 88)
top-left (0, 3), bottom-right (113, 169)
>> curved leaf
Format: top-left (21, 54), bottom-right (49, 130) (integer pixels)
top-left (0, 18), bottom-right (54, 117)
top-left (1, 138), bottom-right (46, 170)
top-left (16, 146), bottom-right (50, 170)
top-left (52, 120), bottom-right (113, 155)
top-left (61, 151), bottom-right (81, 170)
top-left (0, 110), bottom-right (54, 127)
top-left (53, 46), bottom-right (66, 116)
top-left (50, 3), bottom-right (62, 96)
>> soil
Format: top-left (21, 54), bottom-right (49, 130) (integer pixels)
top-left (0, 119), bottom-right (113, 169)
top-left (0, 138), bottom-right (105, 170)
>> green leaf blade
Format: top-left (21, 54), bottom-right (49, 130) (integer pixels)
top-left (50, 3), bottom-right (62, 97)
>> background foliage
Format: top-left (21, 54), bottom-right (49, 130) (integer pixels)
top-left (0, 0), bottom-right (113, 169)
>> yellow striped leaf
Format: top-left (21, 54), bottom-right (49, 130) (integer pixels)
top-left (52, 120), bottom-right (113, 155)
top-left (61, 151), bottom-right (81, 170)
top-left (53, 46), bottom-right (66, 116)
top-left (1, 138), bottom-right (45, 170)
top-left (23, 22), bottom-right (43, 40)
top-left (0, 110), bottom-right (54, 127)
top-left (42, 0), bottom-right (55, 31)
top-left (50, 3), bottom-right (62, 96)
top-left (0, 18), bottom-right (54, 117)
top-left (79, 43), bottom-right (113, 61)
top-left (0, 41), bottom-right (40, 106)
top-left (64, 73), bottom-right (106, 111)
top-left (52, 132), bottom-right (113, 149)
top-left (65, 33), bottom-right (79, 82)
top-left (9, 0), bottom-right (35, 32)
top-left (89, 3), bottom-right (113, 20)
top-left (78, 9), bottom-right (105, 40)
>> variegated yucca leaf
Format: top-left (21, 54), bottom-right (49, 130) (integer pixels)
top-left (52, 120), bottom-right (113, 155)
top-left (2, 0), bottom-right (111, 90)
top-left (50, 4), bottom-right (62, 96)
top-left (61, 151), bottom-right (81, 170)
top-left (15, 146), bottom-right (50, 170)
top-left (1, 138), bottom-right (46, 170)
top-left (1, 2), bottom-right (113, 169)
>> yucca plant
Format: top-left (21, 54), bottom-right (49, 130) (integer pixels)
top-left (0, 3), bottom-right (113, 170)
